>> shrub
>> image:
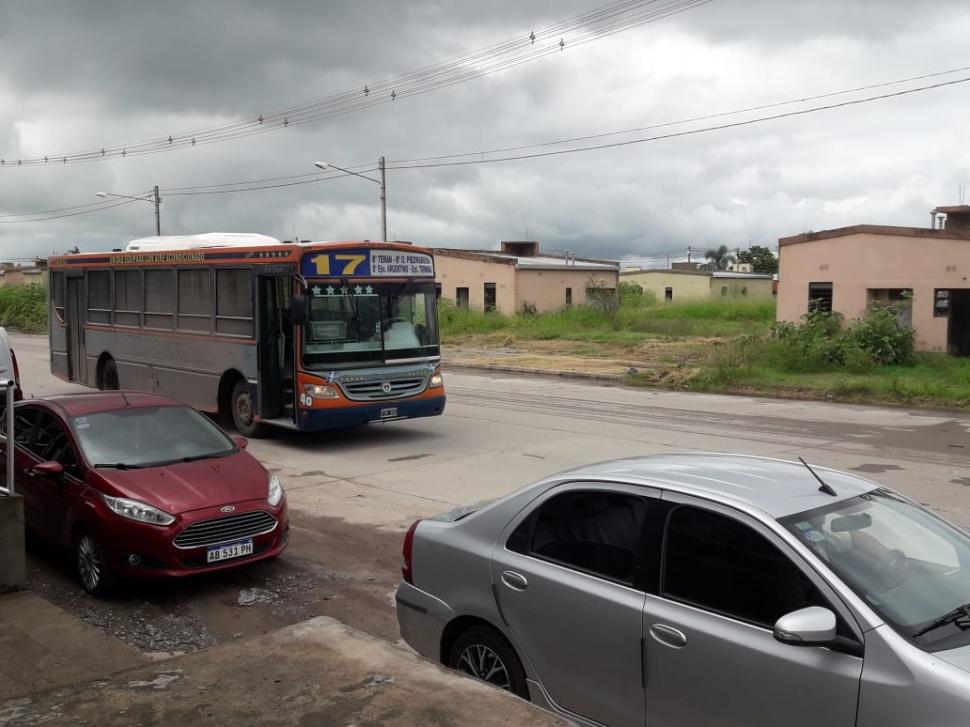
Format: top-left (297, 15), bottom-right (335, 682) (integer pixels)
top-left (845, 305), bottom-right (915, 366)
top-left (0, 284), bottom-right (48, 333)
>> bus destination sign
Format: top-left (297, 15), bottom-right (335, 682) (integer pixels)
top-left (302, 248), bottom-right (434, 278)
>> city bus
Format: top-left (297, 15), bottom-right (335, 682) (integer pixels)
top-left (48, 237), bottom-right (445, 435)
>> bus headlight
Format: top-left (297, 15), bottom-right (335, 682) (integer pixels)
top-left (429, 371), bottom-right (444, 388)
top-left (303, 383), bottom-right (339, 400)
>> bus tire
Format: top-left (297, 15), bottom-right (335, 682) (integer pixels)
top-left (230, 379), bottom-right (264, 437)
top-left (99, 358), bottom-right (120, 390)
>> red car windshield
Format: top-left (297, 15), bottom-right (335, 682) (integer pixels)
top-left (72, 406), bottom-right (234, 469)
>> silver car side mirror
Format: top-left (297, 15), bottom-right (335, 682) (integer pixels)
top-left (773, 606), bottom-right (837, 646)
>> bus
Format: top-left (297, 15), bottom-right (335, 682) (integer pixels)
top-left (48, 237), bottom-right (445, 435)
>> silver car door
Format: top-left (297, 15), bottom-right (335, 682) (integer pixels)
top-left (491, 481), bottom-right (659, 727)
top-left (642, 494), bottom-right (863, 727)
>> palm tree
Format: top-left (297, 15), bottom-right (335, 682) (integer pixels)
top-left (704, 245), bottom-right (735, 271)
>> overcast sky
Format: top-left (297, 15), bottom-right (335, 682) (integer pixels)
top-left (1, 0), bottom-right (968, 263)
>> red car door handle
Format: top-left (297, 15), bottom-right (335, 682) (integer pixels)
top-left (501, 570), bottom-right (528, 591)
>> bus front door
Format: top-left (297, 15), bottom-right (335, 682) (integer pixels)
top-left (66, 276), bottom-right (86, 384)
top-left (256, 276), bottom-right (294, 422)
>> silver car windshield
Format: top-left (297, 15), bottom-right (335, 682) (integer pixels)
top-left (72, 406), bottom-right (234, 469)
top-left (781, 490), bottom-right (970, 652)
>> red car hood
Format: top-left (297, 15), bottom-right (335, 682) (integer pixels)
top-left (94, 450), bottom-right (269, 515)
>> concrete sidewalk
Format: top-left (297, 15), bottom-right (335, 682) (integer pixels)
top-left (0, 594), bottom-right (560, 726)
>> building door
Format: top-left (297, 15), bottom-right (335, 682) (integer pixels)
top-left (66, 276), bottom-right (86, 384)
top-left (948, 290), bottom-right (970, 356)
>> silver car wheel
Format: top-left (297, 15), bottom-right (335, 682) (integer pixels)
top-left (457, 644), bottom-right (511, 691)
top-left (77, 534), bottom-right (102, 592)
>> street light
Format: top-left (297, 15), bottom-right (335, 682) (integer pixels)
top-left (315, 157), bottom-right (387, 241)
top-left (96, 185), bottom-right (161, 236)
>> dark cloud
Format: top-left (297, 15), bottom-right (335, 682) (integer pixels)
top-left (1, 0), bottom-right (968, 261)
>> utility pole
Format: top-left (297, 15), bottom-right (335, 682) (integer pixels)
top-left (687, 245), bottom-right (692, 264)
top-left (378, 156), bottom-right (387, 241)
top-left (153, 185), bottom-right (161, 236)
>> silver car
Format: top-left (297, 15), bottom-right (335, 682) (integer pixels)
top-left (396, 454), bottom-right (970, 727)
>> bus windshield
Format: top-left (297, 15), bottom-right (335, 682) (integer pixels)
top-left (302, 280), bottom-right (439, 367)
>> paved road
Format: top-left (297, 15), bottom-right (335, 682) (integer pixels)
top-left (8, 332), bottom-right (970, 654)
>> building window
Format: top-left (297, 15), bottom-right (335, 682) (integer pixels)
top-left (86, 270), bottom-right (111, 324)
top-left (434, 283), bottom-right (442, 300)
top-left (484, 282), bottom-right (496, 312)
top-left (215, 268), bottom-right (253, 336)
top-left (144, 269), bottom-right (175, 330)
top-left (721, 286), bottom-right (728, 297)
top-left (565, 287), bottom-right (572, 306)
top-left (665, 287), bottom-right (673, 302)
top-left (808, 282), bottom-right (833, 313)
top-left (456, 287), bottom-right (469, 309)
top-left (113, 270), bottom-right (142, 327)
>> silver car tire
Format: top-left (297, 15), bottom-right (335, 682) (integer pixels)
top-left (448, 625), bottom-right (529, 699)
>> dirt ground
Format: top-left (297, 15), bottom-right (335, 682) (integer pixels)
top-left (25, 511), bottom-right (403, 659)
top-left (443, 337), bottom-right (711, 383)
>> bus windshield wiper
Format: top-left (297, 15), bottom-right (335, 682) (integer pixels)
top-left (912, 603), bottom-right (970, 638)
top-left (340, 278), bottom-right (360, 325)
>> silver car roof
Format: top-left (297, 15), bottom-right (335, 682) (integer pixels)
top-left (552, 453), bottom-right (879, 519)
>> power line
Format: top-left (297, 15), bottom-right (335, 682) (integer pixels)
top-left (0, 198), bottom-right (139, 224)
top-left (4, 68), bottom-right (966, 220)
top-left (386, 74), bottom-right (970, 171)
top-left (0, 0), bottom-right (709, 168)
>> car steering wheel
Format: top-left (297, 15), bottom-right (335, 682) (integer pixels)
top-left (874, 548), bottom-right (909, 587)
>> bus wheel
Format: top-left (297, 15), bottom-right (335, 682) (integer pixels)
top-left (100, 358), bottom-right (120, 390)
top-left (230, 379), bottom-right (263, 437)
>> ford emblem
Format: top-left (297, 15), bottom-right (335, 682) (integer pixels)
top-left (381, 382), bottom-right (392, 394)
top-left (221, 505), bottom-right (236, 513)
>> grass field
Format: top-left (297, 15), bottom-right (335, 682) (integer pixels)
top-left (0, 284), bottom-right (47, 333)
top-left (439, 298), bottom-right (776, 343)
top-left (442, 295), bottom-right (970, 411)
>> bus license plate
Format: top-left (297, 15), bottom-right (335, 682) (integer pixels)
top-left (380, 407), bottom-right (398, 419)
top-left (207, 539), bottom-right (253, 563)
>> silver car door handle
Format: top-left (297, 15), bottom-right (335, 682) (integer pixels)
top-left (500, 570), bottom-right (528, 591)
top-left (649, 623), bottom-right (687, 649)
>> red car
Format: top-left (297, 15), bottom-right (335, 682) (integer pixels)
top-left (1, 392), bottom-right (288, 595)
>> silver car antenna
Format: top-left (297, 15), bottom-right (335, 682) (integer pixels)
top-left (798, 457), bottom-right (837, 497)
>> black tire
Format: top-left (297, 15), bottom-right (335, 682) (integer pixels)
top-left (229, 378), bottom-right (264, 437)
top-left (448, 625), bottom-right (529, 699)
top-left (75, 531), bottom-right (115, 598)
top-left (100, 358), bottom-right (119, 390)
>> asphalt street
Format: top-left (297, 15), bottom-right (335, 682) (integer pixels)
top-left (8, 331), bottom-right (970, 657)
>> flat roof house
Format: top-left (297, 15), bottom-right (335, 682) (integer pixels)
top-left (777, 205), bottom-right (970, 355)
top-left (620, 268), bottom-right (774, 302)
top-left (433, 241), bottom-right (619, 314)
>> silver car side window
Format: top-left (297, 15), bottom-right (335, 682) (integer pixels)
top-left (662, 505), bottom-right (833, 630)
top-left (508, 490), bottom-right (649, 586)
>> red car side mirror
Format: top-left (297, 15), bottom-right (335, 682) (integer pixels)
top-left (33, 461), bottom-right (64, 476)
top-left (232, 435), bottom-right (249, 450)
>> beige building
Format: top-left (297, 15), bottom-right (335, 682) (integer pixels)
top-left (777, 205), bottom-right (970, 354)
top-left (620, 268), bottom-right (774, 302)
top-left (433, 242), bottom-right (619, 314)
top-left (0, 261), bottom-right (47, 288)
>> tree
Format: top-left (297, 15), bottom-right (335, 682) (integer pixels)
top-left (737, 245), bottom-right (778, 274)
top-left (704, 245), bottom-right (735, 271)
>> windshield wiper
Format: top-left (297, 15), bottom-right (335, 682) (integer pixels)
top-left (93, 462), bottom-right (145, 470)
top-left (912, 603), bottom-right (970, 638)
top-left (178, 450), bottom-right (233, 464)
